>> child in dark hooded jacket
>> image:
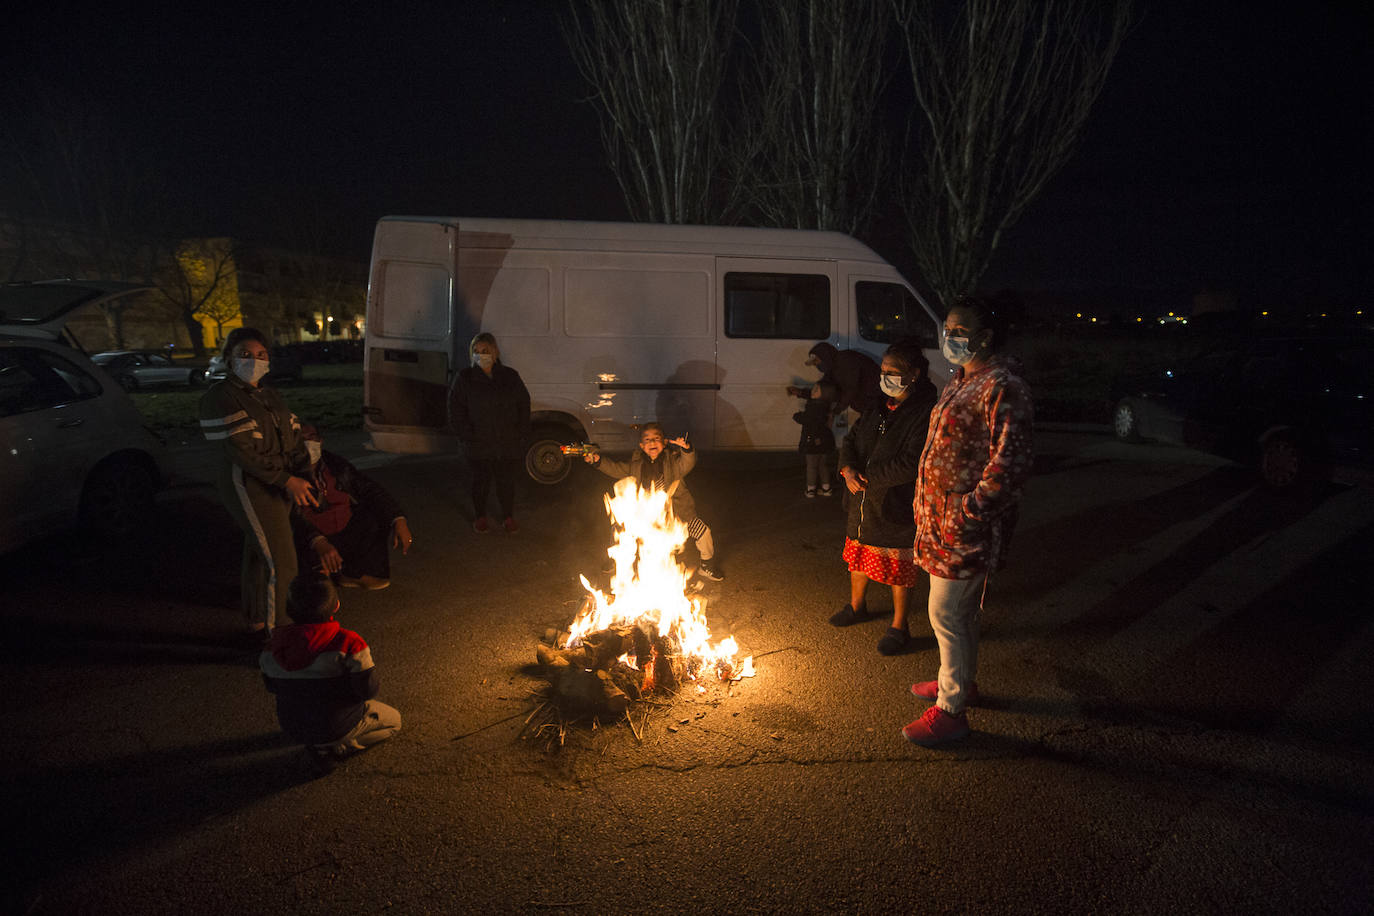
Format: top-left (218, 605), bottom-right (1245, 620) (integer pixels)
top-left (793, 380), bottom-right (838, 497)
top-left (260, 576), bottom-right (401, 772)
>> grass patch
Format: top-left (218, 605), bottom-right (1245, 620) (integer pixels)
top-left (132, 364), bottom-right (364, 434)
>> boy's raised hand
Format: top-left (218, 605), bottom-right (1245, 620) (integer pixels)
top-left (668, 434), bottom-right (689, 450)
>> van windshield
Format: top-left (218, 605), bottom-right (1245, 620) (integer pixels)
top-left (856, 281), bottom-right (935, 347)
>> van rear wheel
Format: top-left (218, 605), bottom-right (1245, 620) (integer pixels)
top-left (525, 427), bottom-right (575, 485)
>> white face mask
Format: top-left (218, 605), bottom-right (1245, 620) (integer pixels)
top-left (305, 441), bottom-right (323, 464)
top-left (233, 356), bottom-right (270, 385)
top-left (879, 374), bottom-right (908, 397)
top-left (473, 353), bottom-right (495, 369)
top-left (942, 333), bottom-right (975, 366)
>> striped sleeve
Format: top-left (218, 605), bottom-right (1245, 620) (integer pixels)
top-left (198, 383), bottom-right (290, 487)
top-left (198, 407), bottom-right (258, 441)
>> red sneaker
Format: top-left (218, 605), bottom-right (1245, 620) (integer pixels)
top-left (503, 517), bottom-right (519, 533)
top-left (910, 679), bottom-right (979, 705)
top-left (473, 516), bottom-right (491, 534)
top-left (901, 705), bottom-right (970, 747)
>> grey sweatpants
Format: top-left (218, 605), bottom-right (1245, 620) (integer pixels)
top-left (315, 700), bottom-right (402, 756)
top-left (219, 466), bottom-right (297, 631)
top-left (804, 453), bottom-right (834, 489)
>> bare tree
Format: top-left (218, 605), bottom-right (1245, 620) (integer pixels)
top-left (894, 0), bottom-right (1133, 307)
top-left (1, 81), bottom-right (171, 344)
top-left (734, 0), bottom-right (891, 234)
top-left (562, 0), bottom-right (739, 224)
top-left (160, 238), bottom-right (242, 356)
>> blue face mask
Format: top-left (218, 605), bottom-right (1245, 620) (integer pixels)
top-left (942, 333), bottom-right (974, 366)
top-left (879, 374), bottom-right (908, 397)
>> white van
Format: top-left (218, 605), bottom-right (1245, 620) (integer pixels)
top-left (363, 217), bottom-right (947, 483)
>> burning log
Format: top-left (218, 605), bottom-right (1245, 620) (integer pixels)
top-left (531, 476), bottom-right (754, 727)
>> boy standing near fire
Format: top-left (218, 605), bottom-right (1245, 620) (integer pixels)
top-left (582, 423), bottom-right (723, 581)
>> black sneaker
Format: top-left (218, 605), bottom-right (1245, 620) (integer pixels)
top-left (304, 746), bottom-right (339, 777)
top-left (698, 561), bottom-right (724, 582)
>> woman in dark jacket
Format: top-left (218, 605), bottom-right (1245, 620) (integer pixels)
top-left (198, 327), bottom-right (317, 645)
top-left (830, 338), bottom-right (938, 655)
top-left (448, 332), bottom-right (531, 533)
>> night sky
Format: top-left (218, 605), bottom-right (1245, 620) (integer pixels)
top-left (8, 1), bottom-right (1372, 311)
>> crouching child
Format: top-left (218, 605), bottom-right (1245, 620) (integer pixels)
top-left (583, 422), bottom-right (723, 581)
top-left (260, 576), bottom-right (401, 774)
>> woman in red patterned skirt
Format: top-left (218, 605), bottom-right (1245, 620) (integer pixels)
top-left (830, 338), bottom-right (938, 655)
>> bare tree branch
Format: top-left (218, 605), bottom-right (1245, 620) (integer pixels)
top-left (561, 0), bottom-right (739, 224)
top-left (894, 0), bottom-right (1134, 307)
top-left (734, 0), bottom-right (891, 234)
top-left (158, 238), bottom-right (243, 355)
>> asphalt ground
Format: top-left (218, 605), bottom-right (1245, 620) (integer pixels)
top-left (4, 428), bottom-right (1372, 915)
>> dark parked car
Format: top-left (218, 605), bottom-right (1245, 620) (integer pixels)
top-left (1112, 330), bottom-right (1374, 489)
top-left (287, 339), bottom-right (362, 364)
top-left (91, 350), bottom-right (205, 390)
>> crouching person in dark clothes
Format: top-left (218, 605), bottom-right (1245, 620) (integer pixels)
top-left (260, 577), bottom-right (401, 775)
top-left (293, 425), bottom-right (413, 590)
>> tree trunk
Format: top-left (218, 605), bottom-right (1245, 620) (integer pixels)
top-left (182, 314), bottom-right (206, 358)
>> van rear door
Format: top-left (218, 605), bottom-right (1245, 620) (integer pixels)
top-left (714, 258), bottom-right (839, 448)
top-left (363, 220), bottom-right (458, 453)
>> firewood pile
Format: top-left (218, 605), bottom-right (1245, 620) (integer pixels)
top-left (535, 622), bottom-right (680, 717)
top-left (523, 596), bottom-right (753, 748)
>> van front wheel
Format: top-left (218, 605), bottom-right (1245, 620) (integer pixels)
top-left (525, 428), bottom-right (575, 485)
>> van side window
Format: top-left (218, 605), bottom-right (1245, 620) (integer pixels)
top-left (856, 281), bottom-right (936, 347)
top-left (376, 262), bottom-right (450, 340)
top-left (724, 273), bottom-right (829, 339)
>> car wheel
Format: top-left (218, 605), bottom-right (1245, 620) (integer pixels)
top-left (117, 374), bottom-right (139, 393)
top-left (525, 427), bottom-right (575, 485)
top-left (1113, 399), bottom-right (1142, 442)
top-left (79, 458), bottom-right (156, 542)
top-left (1259, 433), bottom-right (1309, 490)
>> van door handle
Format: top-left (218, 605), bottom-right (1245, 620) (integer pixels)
top-left (58, 418), bottom-right (85, 429)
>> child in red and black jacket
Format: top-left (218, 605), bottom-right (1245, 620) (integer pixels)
top-left (260, 576), bottom-right (401, 774)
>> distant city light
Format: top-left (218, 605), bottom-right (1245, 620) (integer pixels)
top-left (1075, 312), bottom-right (1083, 318)
top-left (1136, 317), bottom-right (1142, 322)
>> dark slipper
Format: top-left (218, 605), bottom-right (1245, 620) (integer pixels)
top-left (877, 627), bottom-right (911, 656)
top-left (828, 604), bottom-right (870, 627)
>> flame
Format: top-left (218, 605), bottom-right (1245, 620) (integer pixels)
top-left (564, 477), bottom-right (752, 683)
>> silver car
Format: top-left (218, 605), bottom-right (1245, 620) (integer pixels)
top-left (92, 350), bottom-right (206, 391)
top-left (0, 281), bottom-right (173, 552)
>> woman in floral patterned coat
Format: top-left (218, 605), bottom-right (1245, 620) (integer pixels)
top-left (902, 296), bottom-right (1034, 748)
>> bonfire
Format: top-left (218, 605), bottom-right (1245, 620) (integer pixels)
top-left (532, 477), bottom-right (753, 735)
